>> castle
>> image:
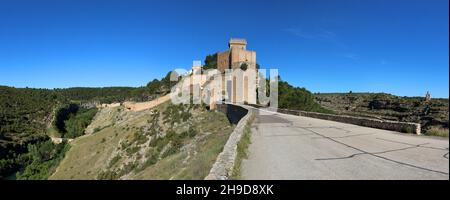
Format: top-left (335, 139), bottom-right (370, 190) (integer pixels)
top-left (217, 38), bottom-right (257, 73)
top-left (187, 39), bottom-right (259, 109)
top-left (123, 39), bottom-right (260, 112)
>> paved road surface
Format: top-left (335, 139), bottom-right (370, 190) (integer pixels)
top-left (241, 107), bottom-right (449, 180)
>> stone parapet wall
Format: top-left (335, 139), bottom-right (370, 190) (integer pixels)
top-left (276, 108), bottom-right (421, 135)
top-left (205, 104), bottom-right (252, 180)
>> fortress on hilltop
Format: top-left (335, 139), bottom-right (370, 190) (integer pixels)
top-left (217, 38), bottom-right (257, 73)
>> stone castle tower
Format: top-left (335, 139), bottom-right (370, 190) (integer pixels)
top-left (213, 39), bottom-right (257, 105)
top-left (217, 38), bottom-right (256, 73)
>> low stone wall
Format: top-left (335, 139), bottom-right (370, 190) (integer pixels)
top-left (205, 105), bottom-right (252, 180)
top-left (277, 108), bottom-right (421, 135)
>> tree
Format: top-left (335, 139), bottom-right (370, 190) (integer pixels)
top-left (240, 63), bottom-right (248, 71)
top-left (277, 77), bottom-right (332, 113)
top-left (203, 54), bottom-right (217, 70)
top-left (62, 108), bottom-right (97, 138)
top-left (146, 79), bottom-right (161, 94)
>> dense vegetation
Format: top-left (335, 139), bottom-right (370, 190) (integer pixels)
top-left (54, 105), bottom-right (98, 139)
top-left (0, 86), bottom-right (57, 178)
top-left (15, 141), bottom-right (70, 180)
top-left (203, 54), bottom-right (217, 70)
top-left (0, 86), bottom-right (57, 141)
top-left (55, 87), bottom-right (136, 104)
top-left (0, 101), bottom-right (94, 179)
top-left (148, 71), bottom-right (180, 94)
top-left (278, 78), bottom-right (332, 113)
top-left (257, 77), bottom-right (331, 113)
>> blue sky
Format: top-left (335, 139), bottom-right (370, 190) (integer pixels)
top-left (0, 0), bottom-right (448, 97)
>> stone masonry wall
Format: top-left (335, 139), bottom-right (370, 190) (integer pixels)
top-left (277, 108), bottom-right (421, 135)
top-left (205, 104), bottom-right (252, 180)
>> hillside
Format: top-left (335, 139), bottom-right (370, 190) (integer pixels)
top-left (0, 72), bottom-right (179, 179)
top-left (0, 86), bottom-right (58, 178)
top-left (315, 92), bottom-right (449, 136)
top-left (50, 102), bottom-right (234, 180)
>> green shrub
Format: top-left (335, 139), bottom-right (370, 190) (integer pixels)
top-left (132, 130), bottom-right (149, 145)
top-left (97, 170), bottom-right (119, 180)
top-left (120, 161), bottom-right (139, 176)
top-left (203, 54), bottom-right (217, 70)
top-left (61, 108), bottom-right (98, 138)
top-left (137, 156), bottom-right (158, 172)
top-left (109, 155), bottom-right (121, 167)
top-left (187, 126), bottom-right (197, 138)
top-left (402, 126), bottom-right (415, 134)
top-left (126, 146), bottom-right (140, 156)
top-left (240, 63), bottom-right (248, 71)
top-left (276, 78), bottom-right (332, 114)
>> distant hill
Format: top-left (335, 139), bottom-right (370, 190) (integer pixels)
top-left (315, 92), bottom-right (449, 136)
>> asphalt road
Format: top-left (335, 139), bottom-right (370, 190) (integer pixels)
top-left (241, 108), bottom-right (449, 180)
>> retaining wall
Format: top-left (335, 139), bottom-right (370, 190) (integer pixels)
top-left (205, 104), bottom-right (252, 180)
top-left (276, 108), bottom-right (421, 135)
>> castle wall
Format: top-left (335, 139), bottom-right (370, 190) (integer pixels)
top-left (217, 47), bottom-right (256, 73)
top-left (216, 39), bottom-right (257, 105)
top-left (230, 48), bottom-right (256, 69)
top-left (217, 51), bottom-right (230, 73)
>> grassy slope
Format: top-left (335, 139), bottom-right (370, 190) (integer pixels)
top-left (50, 102), bottom-right (234, 180)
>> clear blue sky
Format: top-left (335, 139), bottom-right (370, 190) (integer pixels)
top-left (0, 0), bottom-right (448, 97)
